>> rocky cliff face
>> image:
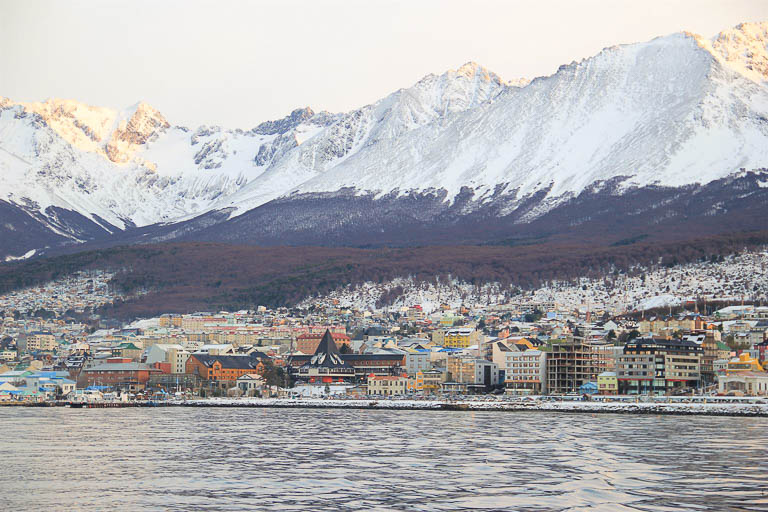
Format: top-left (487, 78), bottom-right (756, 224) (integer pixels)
top-left (105, 102), bottom-right (170, 163)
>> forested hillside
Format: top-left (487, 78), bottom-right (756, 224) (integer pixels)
top-left (1, 231), bottom-right (767, 319)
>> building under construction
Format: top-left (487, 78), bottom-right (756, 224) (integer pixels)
top-left (545, 337), bottom-right (610, 394)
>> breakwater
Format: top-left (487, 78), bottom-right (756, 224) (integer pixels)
top-left (171, 397), bottom-right (768, 416)
top-left (9, 397), bottom-right (760, 416)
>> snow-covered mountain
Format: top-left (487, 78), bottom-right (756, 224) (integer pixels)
top-left (216, 62), bottom-right (519, 213)
top-left (0, 97), bottom-right (332, 230)
top-left (1, 21), bottom-right (768, 259)
top-left (222, 24), bottom-right (768, 214)
top-left (0, 60), bottom-right (515, 257)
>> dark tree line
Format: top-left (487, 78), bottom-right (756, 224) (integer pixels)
top-left (0, 229), bottom-right (766, 320)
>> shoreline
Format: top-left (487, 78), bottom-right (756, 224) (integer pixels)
top-left (4, 398), bottom-right (768, 416)
top-left (175, 398), bottom-right (768, 416)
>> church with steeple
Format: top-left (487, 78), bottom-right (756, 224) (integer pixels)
top-left (296, 329), bottom-right (356, 384)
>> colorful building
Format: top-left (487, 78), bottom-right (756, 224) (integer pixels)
top-left (597, 371), bottom-right (618, 395)
top-left (296, 330), bottom-right (356, 385)
top-left (185, 353), bottom-right (268, 385)
top-left (432, 328), bottom-right (480, 349)
top-left (718, 353), bottom-right (768, 396)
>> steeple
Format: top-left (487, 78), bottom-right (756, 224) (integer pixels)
top-left (314, 329), bottom-right (340, 356)
top-left (305, 329), bottom-right (352, 369)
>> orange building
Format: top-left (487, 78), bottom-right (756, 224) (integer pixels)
top-left (186, 354), bottom-right (268, 382)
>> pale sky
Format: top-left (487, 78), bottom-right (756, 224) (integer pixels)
top-left (2, 0), bottom-right (767, 128)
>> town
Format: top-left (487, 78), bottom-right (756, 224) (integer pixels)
top-left (1, 264), bottom-right (768, 407)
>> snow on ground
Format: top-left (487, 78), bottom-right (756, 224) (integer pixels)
top-left (299, 250), bottom-right (768, 314)
top-left (297, 277), bottom-right (514, 314)
top-left (4, 249), bottom-right (36, 262)
top-left (125, 317), bottom-right (160, 330)
top-left (635, 294), bottom-right (682, 311)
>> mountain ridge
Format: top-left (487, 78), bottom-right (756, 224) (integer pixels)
top-left (1, 21), bottom-right (767, 260)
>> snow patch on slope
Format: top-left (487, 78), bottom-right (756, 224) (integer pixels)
top-left (4, 249), bottom-right (36, 262)
top-left (300, 251), bottom-right (768, 314)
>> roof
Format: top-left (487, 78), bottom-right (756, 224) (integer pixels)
top-left (237, 373), bottom-right (264, 381)
top-left (116, 343), bottom-right (141, 350)
top-left (314, 330), bottom-right (340, 355)
top-left (445, 328), bottom-right (474, 335)
top-left (288, 352), bottom-right (404, 368)
top-left (301, 330), bottom-right (353, 369)
top-left (627, 338), bottom-right (701, 350)
top-left (491, 341), bottom-right (512, 352)
top-left (197, 344), bottom-right (234, 351)
top-left (297, 331), bottom-right (350, 340)
top-left (84, 362), bottom-right (158, 372)
top-left (190, 354), bottom-right (267, 370)
top-left (508, 349), bottom-right (543, 356)
top-left (150, 344), bottom-right (185, 350)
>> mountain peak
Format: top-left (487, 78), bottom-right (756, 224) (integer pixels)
top-left (126, 101), bottom-right (168, 126)
top-left (711, 20), bottom-right (768, 82)
top-left (452, 61), bottom-right (528, 88)
top-left (1, 96), bottom-right (119, 153)
top-left (453, 61), bottom-right (505, 83)
top-left (456, 61), bottom-right (485, 77)
top-left (105, 100), bottom-right (170, 163)
top-left (252, 106), bottom-right (316, 135)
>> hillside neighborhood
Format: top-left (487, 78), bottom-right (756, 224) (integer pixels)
top-left (2, 256), bottom-right (768, 404)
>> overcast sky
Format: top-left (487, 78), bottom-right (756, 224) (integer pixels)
top-left (2, 0), bottom-right (767, 128)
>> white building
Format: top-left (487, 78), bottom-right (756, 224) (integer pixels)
top-left (718, 372), bottom-right (768, 396)
top-left (368, 375), bottom-right (410, 396)
top-left (0, 348), bottom-right (17, 361)
top-left (236, 373), bottom-right (266, 396)
top-left (145, 344), bottom-right (191, 374)
top-left (504, 349), bottom-right (547, 395)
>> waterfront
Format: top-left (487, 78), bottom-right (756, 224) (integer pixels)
top-left (0, 408), bottom-right (766, 511)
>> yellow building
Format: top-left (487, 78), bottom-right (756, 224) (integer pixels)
top-left (159, 314), bottom-right (183, 328)
top-left (597, 371), bottom-right (618, 395)
top-left (420, 369), bottom-right (447, 394)
top-left (726, 353), bottom-right (764, 374)
top-left (433, 328), bottom-right (480, 349)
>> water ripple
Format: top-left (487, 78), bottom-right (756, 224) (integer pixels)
top-left (0, 408), bottom-right (765, 511)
